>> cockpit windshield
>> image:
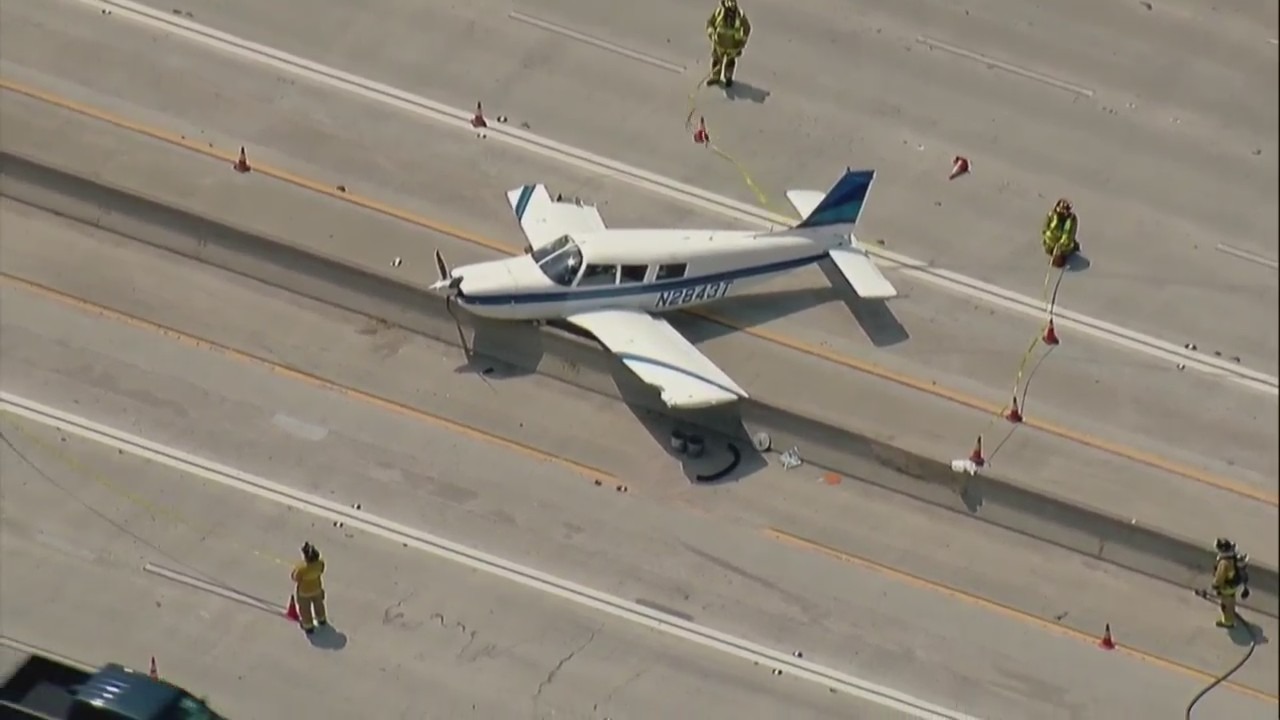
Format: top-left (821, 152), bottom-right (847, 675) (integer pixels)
top-left (534, 235), bottom-right (583, 287)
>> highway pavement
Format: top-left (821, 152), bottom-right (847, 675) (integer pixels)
top-left (1, 199), bottom-right (1276, 718)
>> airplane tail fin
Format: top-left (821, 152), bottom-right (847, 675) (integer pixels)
top-left (780, 169), bottom-right (897, 299)
top-left (787, 169), bottom-right (876, 230)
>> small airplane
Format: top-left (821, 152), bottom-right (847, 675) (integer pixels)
top-left (429, 168), bottom-right (897, 410)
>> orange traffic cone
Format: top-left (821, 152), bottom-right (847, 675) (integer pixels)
top-left (1005, 397), bottom-right (1023, 424)
top-left (148, 656), bottom-right (158, 679)
top-left (968, 436), bottom-right (985, 467)
top-left (1098, 623), bottom-right (1116, 650)
top-left (285, 595), bottom-right (300, 622)
top-left (949, 155), bottom-right (970, 180)
top-left (1043, 319), bottom-right (1060, 346)
top-left (232, 147), bottom-right (251, 174)
top-left (471, 102), bottom-right (487, 128)
top-left (692, 116), bottom-right (710, 145)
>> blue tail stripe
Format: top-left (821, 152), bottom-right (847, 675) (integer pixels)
top-left (514, 184), bottom-right (536, 221)
top-left (795, 169), bottom-right (875, 229)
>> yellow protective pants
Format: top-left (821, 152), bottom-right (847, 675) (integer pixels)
top-left (710, 45), bottom-right (743, 82)
top-left (296, 590), bottom-right (327, 630)
top-left (1217, 589), bottom-right (1237, 627)
top-left (1042, 232), bottom-right (1077, 258)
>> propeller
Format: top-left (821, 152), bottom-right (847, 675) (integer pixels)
top-left (429, 249), bottom-right (464, 293)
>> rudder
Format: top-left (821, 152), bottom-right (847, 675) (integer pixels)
top-left (793, 169), bottom-right (875, 230)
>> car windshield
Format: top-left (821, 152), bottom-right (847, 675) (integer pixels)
top-left (535, 236), bottom-right (584, 287)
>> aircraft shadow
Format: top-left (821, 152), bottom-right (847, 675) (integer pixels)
top-left (604, 364), bottom-right (770, 485)
top-left (452, 315), bottom-right (544, 380)
top-left (677, 277), bottom-right (910, 349)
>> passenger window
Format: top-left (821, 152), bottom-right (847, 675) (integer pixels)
top-left (577, 264), bottom-right (618, 287)
top-left (619, 265), bottom-right (648, 284)
top-left (655, 263), bottom-right (687, 281)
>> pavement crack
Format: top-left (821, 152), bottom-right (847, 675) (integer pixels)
top-left (533, 625), bottom-right (601, 699)
top-left (381, 591), bottom-right (417, 628)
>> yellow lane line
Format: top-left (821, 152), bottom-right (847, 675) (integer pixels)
top-left (2, 76), bottom-right (1274, 508)
top-left (0, 272), bottom-right (618, 486)
top-left (7, 269), bottom-right (1272, 704)
top-left (767, 527), bottom-right (1278, 705)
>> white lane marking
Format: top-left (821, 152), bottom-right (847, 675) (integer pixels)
top-left (73, 0), bottom-right (1279, 397)
top-left (0, 391), bottom-right (983, 720)
top-left (915, 36), bottom-right (1095, 98)
top-left (508, 11), bottom-right (686, 74)
top-left (1216, 243), bottom-right (1279, 271)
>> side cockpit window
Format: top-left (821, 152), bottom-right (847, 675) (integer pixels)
top-left (577, 264), bottom-right (618, 287)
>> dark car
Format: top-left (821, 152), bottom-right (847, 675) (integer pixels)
top-left (1, 655), bottom-right (226, 720)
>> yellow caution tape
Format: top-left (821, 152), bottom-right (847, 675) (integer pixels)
top-left (683, 69), bottom-right (1074, 465)
top-left (685, 70), bottom-right (788, 216)
top-left (971, 258), bottom-right (1066, 462)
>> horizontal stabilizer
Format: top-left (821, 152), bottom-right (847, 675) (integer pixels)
top-left (792, 169), bottom-right (876, 230)
top-left (563, 308), bottom-right (748, 409)
top-left (826, 247), bottom-right (897, 299)
top-left (506, 184), bottom-right (607, 252)
top-left (785, 190), bottom-right (825, 223)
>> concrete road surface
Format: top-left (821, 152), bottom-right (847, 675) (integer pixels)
top-left (1, 418), bottom-right (904, 720)
top-left (1, 0), bottom-right (1275, 568)
top-left (1, 201), bottom-right (1276, 718)
top-left (53, 0), bottom-right (1280, 371)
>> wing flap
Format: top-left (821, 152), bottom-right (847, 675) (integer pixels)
top-left (827, 247), bottom-right (898, 299)
top-left (564, 308), bottom-right (748, 409)
top-left (507, 184), bottom-right (606, 251)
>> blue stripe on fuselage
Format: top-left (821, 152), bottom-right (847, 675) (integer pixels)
top-left (458, 252), bottom-right (828, 306)
top-left (514, 185), bottom-right (536, 221)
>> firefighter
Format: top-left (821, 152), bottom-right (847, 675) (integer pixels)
top-left (1041, 198), bottom-right (1079, 264)
top-left (291, 541), bottom-right (328, 634)
top-left (705, 0), bottom-right (752, 87)
top-left (1211, 537), bottom-right (1250, 628)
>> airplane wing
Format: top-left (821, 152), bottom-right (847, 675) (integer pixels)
top-left (507, 184), bottom-right (607, 252)
top-left (826, 246), bottom-right (898, 299)
top-left (563, 308), bottom-right (749, 409)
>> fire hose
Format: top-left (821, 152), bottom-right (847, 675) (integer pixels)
top-left (1183, 588), bottom-right (1260, 719)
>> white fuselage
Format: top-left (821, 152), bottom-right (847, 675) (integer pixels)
top-left (447, 227), bottom-right (850, 321)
